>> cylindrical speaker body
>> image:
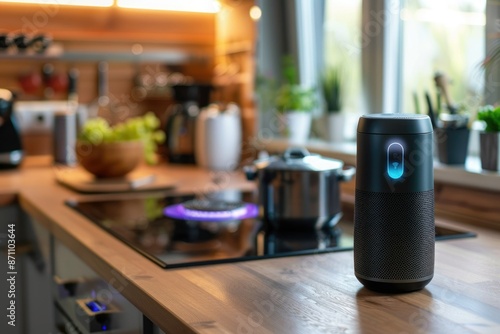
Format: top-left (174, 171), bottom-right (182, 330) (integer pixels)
top-left (354, 114), bottom-right (434, 293)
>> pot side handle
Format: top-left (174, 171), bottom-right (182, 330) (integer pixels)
top-left (243, 165), bottom-right (258, 181)
top-left (338, 166), bottom-right (356, 182)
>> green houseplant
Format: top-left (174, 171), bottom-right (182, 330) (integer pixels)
top-left (274, 55), bottom-right (317, 143)
top-left (321, 67), bottom-right (345, 142)
top-left (477, 105), bottom-right (500, 171)
top-left (322, 67), bottom-right (343, 113)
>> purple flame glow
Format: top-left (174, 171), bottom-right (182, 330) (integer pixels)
top-left (164, 203), bottom-right (259, 221)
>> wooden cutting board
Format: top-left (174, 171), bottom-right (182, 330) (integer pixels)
top-left (54, 166), bottom-right (177, 194)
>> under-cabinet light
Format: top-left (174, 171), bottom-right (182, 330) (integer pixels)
top-left (117, 0), bottom-right (220, 13)
top-left (0, 0), bottom-right (113, 7)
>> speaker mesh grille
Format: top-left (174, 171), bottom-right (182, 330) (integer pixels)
top-left (354, 189), bottom-right (434, 281)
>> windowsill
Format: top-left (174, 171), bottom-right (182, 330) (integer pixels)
top-left (259, 138), bottom-right (500, 192)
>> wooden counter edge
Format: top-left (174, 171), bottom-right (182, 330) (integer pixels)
top-left (17, 192), bottom-right (199, 334)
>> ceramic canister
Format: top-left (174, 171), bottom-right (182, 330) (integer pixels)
top-left (195, 103), bottom-right (242, 171)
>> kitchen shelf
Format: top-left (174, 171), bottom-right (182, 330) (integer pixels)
top-left (215, 40), bottom-right (253, 56)
top-left (212, 73), bottom-right (252, 86)
top-left (0, 43), bottom-right (208, 64)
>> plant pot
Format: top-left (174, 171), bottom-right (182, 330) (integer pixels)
top-left (326, 112), bottom-right (345, 143)
top-left (435, 127), bottom-right (470, 165)
top-left (479, 131), bottom-right (500, 171)
top-left (282, 111), bottom-right (312, 144)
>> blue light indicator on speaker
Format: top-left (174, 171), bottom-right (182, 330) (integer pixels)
top-left (387, 143), bottom-right (404, 179)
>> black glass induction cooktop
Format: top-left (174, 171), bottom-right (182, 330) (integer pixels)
top-left (66, 190), bottom-right (476, 269)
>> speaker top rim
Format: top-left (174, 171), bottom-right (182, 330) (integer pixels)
top-left (358, 113), bottom-right (433, 135)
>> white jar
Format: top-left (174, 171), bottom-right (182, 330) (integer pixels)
top-left (195, 103), bottom-right (242, 171)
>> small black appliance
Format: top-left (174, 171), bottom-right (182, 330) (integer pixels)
top-left (164, 84), bottom-right (212, 164)
top-left (0, 88), bottom-right (23, 169)
top-left (354, 113), bottom-right (435, 293)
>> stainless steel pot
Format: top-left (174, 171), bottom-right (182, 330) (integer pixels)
top-left (244, 147), bottom-right (355, 230)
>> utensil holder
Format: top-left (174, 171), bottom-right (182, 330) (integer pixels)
top-left (435, 127), bottom-right (470, 165)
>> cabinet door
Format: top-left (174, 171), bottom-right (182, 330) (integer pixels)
top-left (0, 205), bottom-right (23, 334)
top-left (0, 205), bottom-right (56, 334)
top-left (53, 239), bottom-right (144, 333)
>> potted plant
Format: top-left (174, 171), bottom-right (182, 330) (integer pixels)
top-left (321, 67), bottom-right (344, 142)
top-left (477, 105), bottom-right (500, 171)
top-left (275, 56), bottom-right (317, 144)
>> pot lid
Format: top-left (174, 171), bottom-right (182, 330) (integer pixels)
top-left (254, 147), bottom-right (344, 172)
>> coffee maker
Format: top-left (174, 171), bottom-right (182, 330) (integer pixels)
top-left (164, 84), bottom-right (212, 164)
top-left (0, 89), bottom-right (23, 169)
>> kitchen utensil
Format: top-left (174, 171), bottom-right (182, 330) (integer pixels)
top-left (0, 32), bottom-right (12, 50)
top-left (12, 33), bottom-right (30, 51)
top-left (29, 33), bottom-right (52, 53)
top-left (0, 88), bottom-right (23, 169)
top-left (88, 61), bottom-right (117, 123)
top-left (67, 67), bottom-right (79, 107)
top-left (424, 91), bottom-right (437, 129)
top-left (18, 69), bottom-right (42, 95)
top-left (354, 114), bottom-right (434, 293)
top-left (412, 91), bottom-right (420, 114)
top-left (195, 103), bottom-right (241, 171)
top-left (244, 147), bottom-right (355, 230)
top-left (42, 64), bottom-right (68, 97)
top-left (434, 72), bottom-right (457, 114)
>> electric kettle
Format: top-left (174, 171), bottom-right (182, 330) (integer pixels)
top-left (0, 89), bottom-right (23, 169)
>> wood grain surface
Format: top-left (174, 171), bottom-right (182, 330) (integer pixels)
top-left (2, 158), bottom-right (500, 333)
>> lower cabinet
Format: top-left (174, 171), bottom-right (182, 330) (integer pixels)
top-left (1, 204), bottom-right (164, 334)
top-left (0, 204), bottom-right (55, 334)
top-left (52, 239), bottom-right (145, 333)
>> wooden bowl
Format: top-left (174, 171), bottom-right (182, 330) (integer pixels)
top-left (75, 140), bottom-right (143, 178)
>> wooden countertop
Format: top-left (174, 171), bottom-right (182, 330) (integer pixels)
top-left (3, 157), bottom-right (500, 333)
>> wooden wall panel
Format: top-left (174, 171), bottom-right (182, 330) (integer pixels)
top-left (215, 0), bottom-right (257, 162)
top-left (1, 1), bottom-right (260, 163)
top-left (0, 4), bottom-right (216, 45)
top-left (0, 4), bottom-right (216, 106)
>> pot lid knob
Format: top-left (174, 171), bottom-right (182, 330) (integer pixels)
top-left (283, 147), bottom-right (311, 160)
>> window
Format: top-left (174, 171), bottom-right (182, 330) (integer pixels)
top-left (323, 0), bottom-right (362, 115)
top-left (401, 0), bottom-right (486, 114)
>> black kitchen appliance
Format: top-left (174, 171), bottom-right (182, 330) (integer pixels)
top-left (355, 113), bottom-right (435, 293)
top-left (66, 189), bottom-right (475, 269)
top-left (0, 88), bottom-right (23, 169)
top-left (164, 84), bottom-right (212, 164)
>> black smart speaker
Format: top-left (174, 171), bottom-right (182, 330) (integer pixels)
top-left (354, 113), bottom-right (434, 293)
